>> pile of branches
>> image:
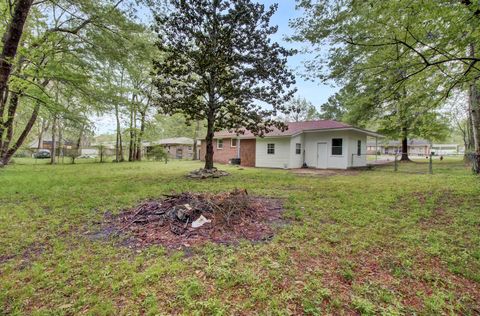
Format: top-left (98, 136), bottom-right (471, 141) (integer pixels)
top-left (187, 168), bottom-right (230, 179)
top-left (112, 189), bottom-right (283, 248)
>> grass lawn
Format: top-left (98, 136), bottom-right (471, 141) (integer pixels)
top-left (0, 159), bottom-right (479, 315)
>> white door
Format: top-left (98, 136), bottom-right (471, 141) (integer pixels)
top-left (317, 142), bottom-right (328, 168)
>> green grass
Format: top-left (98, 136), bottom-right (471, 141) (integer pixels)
top-left (1, 159), bottom-right (479, 315)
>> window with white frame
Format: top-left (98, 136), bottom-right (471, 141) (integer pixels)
top-left (357, 140), bottom-right (361, 156)
top-left (267, 143), bottom-right (275, 154)
top-left (217, 139), bottom-right (223, 149)
top-left (231, 138), bottom-right (237, 147)
top-left (331, 138), bottom-right (343, 155)
top-left (295, 143), bottom-right (301, 155)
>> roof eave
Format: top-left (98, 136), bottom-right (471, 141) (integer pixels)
top-left (211, 127), bottom-right (384, 139)
top-left (301, 127), bottom-right (384, 138)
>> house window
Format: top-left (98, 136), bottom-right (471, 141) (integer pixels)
top-left (267, 143), bottom-right (275, 155)
top-left (357, 140), bottom-right (361, 156)
top-left (331, 138), bottom-right (343, 155)
top-left (295, 143), bottom-right (301, 155)
top-left (231, 138), bottom-right (237, 147)
top-left (217, 139), bottom-right (223, 149)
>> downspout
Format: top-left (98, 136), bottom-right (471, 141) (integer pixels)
top-left (236, 135), bottom-right (240, 159)
top-left (302, 133), bottom-right (307, 168)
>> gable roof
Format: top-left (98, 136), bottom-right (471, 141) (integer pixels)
top-left (214, 120), bottom-right (382, 138)
top-left (147, 137), bottom-right (199, 146)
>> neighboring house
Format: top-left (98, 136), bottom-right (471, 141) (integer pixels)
top-left (145, 137), bottom-right (200, 159)
top-left (431, 144), bottom-right (463, 155)
top-left (366, 139), bottom-right (463, 156)
top-left (80, 148), bottom-right (99, 156)
top-left (28, 134), bottom-right (74, 152)
top-left (199, 120), bottom-right (382, 169)
top-left (89, 142), bottom-right (117, 157)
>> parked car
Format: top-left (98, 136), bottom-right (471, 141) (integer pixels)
top-left (34, 149), bottom-right (51, 159)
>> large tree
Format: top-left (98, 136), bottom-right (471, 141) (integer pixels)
top-left (152, 0), bottom-right (296, 170)
top-left (0, 0), bottom-right (34, 110)
top-left (284, 97), bottom-right (320, 122)
top-left (292, 0), bottom-right (480, 167)
top-left (0, 0), bottom-right (147, 166)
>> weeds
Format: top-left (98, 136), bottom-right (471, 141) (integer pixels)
top-left (0, 159), bottom-right (479, 314)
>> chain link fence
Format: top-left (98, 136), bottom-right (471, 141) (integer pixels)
top-left (364, 153), bottom-right (479, 175)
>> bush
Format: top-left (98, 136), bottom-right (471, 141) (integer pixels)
top-left (149, 146), bottom-right (168, 163)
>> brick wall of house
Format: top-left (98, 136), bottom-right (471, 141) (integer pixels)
top-left (200, 138), bottom-right (256, 167)
top-left (164, 144), bottom-right (194, 159)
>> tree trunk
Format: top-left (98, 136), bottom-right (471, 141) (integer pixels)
top-left (1, 101), bottom-right (41, 165)
top-left (0, 0), bottom-right (34, 110)
top-left (193, 120), bottom-right (199, 160)
top-left (114, 102), bottom-right (124, 162)
top-left (115, 70), bottom-right (125, 163)
top-left (136, 109), bottom-right (146, 161)
top-left (0, 87), bottom-right (8, 128)
top-left (128, 97), bottom-right (135, 161)
top-left (400, 134), bottom-right (410, 161)
top-left (38, 118), bottom-right (49, 150)
top-left (133, 105), bottom-right (137, 161)
top-left (466, 108), bottom-right (474, 152)
top-left (58, 121), bottom-right (64, 163)
top-left (73, 125), bottom-right (84, 164)
top-left (50, 115), bottom-right (57, 164)
top-left (0, 92), bottom-right (19, 156)
top-left (204, 115), bottom-right (214, 170)
top-left (470, 83), bottom-right (480, 172)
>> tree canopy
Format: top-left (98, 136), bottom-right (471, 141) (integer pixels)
top-left (292, 0), bottom-right (473, 160)
top-left (152, 0), bottom-right (297, 169)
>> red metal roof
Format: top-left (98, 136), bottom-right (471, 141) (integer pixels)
top-left (214, 120), bottom-right (352, 138)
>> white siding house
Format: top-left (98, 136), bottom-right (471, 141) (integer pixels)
top-left (210, 120), bottom-right (382, 170)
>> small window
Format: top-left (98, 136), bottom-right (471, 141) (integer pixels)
top-left (267, 143), bottom-right (275, 155)
top-left (231, 139), bottom-right (237, 147)
top-left (357, 140), bottom-right (361, 156)
top-left (217, 139), bottom-right (223, 149)
top-left (295, 143), bottom-right (301, 155)
top-left (331, 138), bottom-right (343, 155)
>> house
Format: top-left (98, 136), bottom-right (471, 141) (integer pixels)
top-left (431, 144), bottom-right (463, 155)
top-left (366, 139), bottom-right (463, 156)
top-left (366, 139), bottom-right (430, 156)
top-left (145, 137), bottom-right (200, 159)
top-left (199, 120), bottom-right (383, 169)
top-left (28, 134), bottom-right (75, 153)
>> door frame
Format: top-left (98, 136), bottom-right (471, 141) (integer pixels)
top-left (316, 141), bottom-right (328, 169)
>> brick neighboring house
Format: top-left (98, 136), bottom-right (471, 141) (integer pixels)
top-left (200, 120), bottom-right (383, 169)
top-left (145, 137), bottom-right (200, 159)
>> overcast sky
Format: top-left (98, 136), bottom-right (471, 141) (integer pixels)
top-left (94, 0), bottom-right (337, 135)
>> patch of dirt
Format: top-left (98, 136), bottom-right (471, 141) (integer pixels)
top-left (0, 242), bottom-right (49, 269)
top-left (394, 189), bottom-right (466, 226)
top-left (95, 189), bottom-right (285, 249)
top-left (291, 168), bottom-right (360, 177)
top-left (293, 246), bottom-right (480, 314)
